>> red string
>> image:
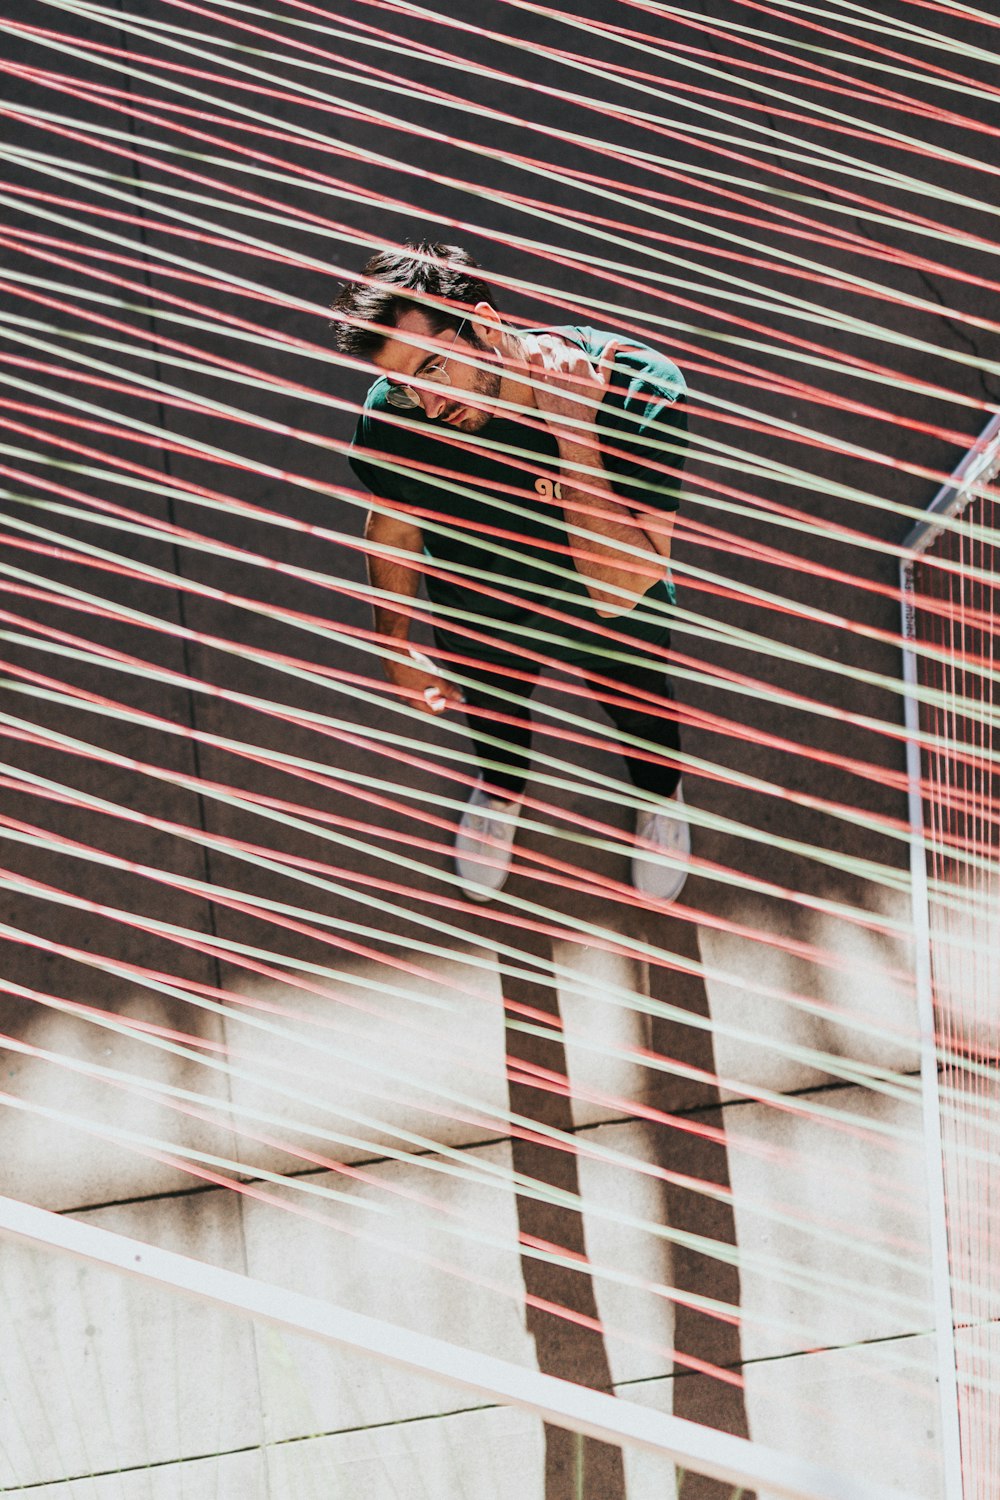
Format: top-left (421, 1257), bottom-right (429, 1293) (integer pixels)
top-left (3, 406), bottom-right (998, 835)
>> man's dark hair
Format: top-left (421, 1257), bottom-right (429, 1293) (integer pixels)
top-left (332, 242), bottom-right (497, 360)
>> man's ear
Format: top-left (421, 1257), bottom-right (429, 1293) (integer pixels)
top-left (470, 301), bottom-right (506, 349)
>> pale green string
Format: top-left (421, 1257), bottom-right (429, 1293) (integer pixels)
top-left (5, 457), bottom-right (1000, 796)
top-left (651, 4), bottom-right (1000, 106)
top-left (3, 267), bottom-right (998, 590)
top-left (13, 0), bottom-right (1000, 1134)
top-left (0, 998), bottom-right (934, 1312)
top-left (7, 0), bottom-right (1000, 1440)
top-left (15, 916), bottom-right (986, 1278)
top-left (367, 0), bottom-right (1000, 184)
top-left (1, 289), bottom-right (996, 600)
top-left (624, 0), bottom-right (1000, 62)
top-left (0, 751), bottom-right (940, 1083)
top-left (0, 728), bottom-right (992, 1134)
top-left (3, 639), bottom-right (995, 1098)
top-left (6, 709), bottom-right (1000, 1151)
top-left (2, 312), bottom-right (999, 736)
top-left (3, 501), bottom-right (998, 918)
top-left (8, 91), bottom-right (1000, 387)
top-left (3, 281), bottom-right (998, 554)
top-left (11, 0), bottom-right (1000, 309)
top-left (2, 153), bottom-right (995, 470)
top-left (40, 0), bottom-right (1000, 222)
top-left (5, 547), bottom-right (999, 927)
top-left (0, 590), bottom-right (937, 923)
top-left (17, 2), bottom-right (1000, 331)
top-left (504, 0), bottom-right (1000, 61)
top-left (165, 0), bottom-right (1000, 111)
top-left (9, 971), bottom-right (998, 1357)
top-left (750, 0), bottom-right (1000, 60)
top-left (2, 165), bottom-right (997, 546)
top-left (5, 1018), bottom-right (971, 1348)
top-left (0, 1060), bottom-right (939, 1335)
top-left (12, 13), bottom-right (994, 271)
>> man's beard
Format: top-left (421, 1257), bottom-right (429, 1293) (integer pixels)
top-left (441, 356), bottom-right (503, 432)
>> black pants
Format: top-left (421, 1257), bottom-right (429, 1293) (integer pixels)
top-left (442, 630), bottom-right (683, 803)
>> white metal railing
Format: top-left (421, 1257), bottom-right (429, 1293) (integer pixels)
top-left (0, 1193), bottom-right (921, 1500)
top-left (899, 414), bottom-right (1000, 1500)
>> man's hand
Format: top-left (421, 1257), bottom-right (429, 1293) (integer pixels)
top-left (383, 647), bottom-right (460, 717)
top-left (366, 510), bottom-right (460, 713)
top-left (519, 333), bottom-right (631, 445)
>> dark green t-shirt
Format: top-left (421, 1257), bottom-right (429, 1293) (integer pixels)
top-left (349, 325), bottom-right (687, 662)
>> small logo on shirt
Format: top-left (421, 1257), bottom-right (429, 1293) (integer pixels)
top-left (534, 476), bottom-right (563, 501)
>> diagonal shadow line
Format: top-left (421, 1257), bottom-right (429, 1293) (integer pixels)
top-left (498, 918), bottom-right (629, 1500)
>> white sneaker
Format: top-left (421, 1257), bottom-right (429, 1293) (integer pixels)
top-left (455, 781), bottom-right (524, 901)
top-left (632, 783), bottom-right (691, 902)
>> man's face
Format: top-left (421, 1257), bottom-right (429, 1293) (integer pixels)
top-left (371, 307), bottom-right (503, 432)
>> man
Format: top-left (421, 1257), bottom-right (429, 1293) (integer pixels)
top-left (333, 241), bottom-right (690, 904)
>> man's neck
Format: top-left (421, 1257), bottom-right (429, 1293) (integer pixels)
top-left (498, 333), bottom-right (537, 417)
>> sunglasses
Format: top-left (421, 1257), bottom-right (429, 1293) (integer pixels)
top-left (383, 319), bottom-right (468, 411)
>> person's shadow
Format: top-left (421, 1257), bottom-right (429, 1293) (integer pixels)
top-left (493, 875), bottom-right (753, 1500)
top-left (639, 906), bottom-right (753, 1500)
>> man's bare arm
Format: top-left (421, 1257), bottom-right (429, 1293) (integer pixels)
top-left (557, 438), bottom-right (670, 617)
top-left (365, 508), bottom-right (454, 714)
top-left (366, 508), bottom-right (425, 640)
top-left (519, 332), bottom-right (670, 617)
